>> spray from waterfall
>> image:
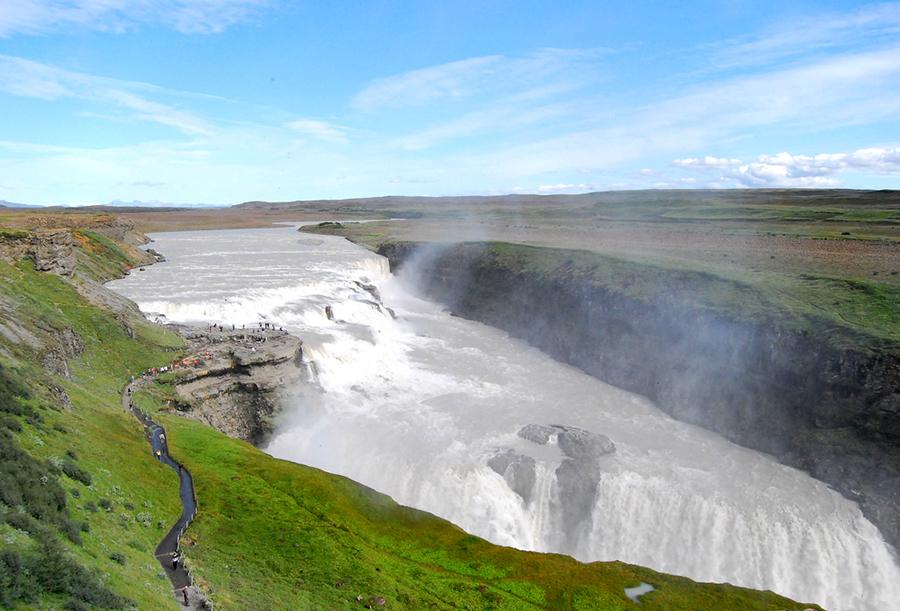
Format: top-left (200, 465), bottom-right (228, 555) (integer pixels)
top-left (107, 226), bottom-right (900, 611)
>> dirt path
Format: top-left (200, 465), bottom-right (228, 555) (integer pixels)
top-left (122, 380), bottom-right (206, 609)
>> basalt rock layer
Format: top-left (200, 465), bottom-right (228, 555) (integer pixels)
top-left (378, 240), bottom-right (900, 552)
top-left (171, 330), bottom-right (306, 445)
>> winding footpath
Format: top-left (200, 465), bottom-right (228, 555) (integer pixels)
top-left (122, 379), bottom-right (206, 609)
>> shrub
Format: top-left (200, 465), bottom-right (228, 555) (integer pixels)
top-left (98, 498), bottom-right (112, 512)
top-left (0, 414), bottom-right (21, 432)
top-left (84, 502), bottom-right (98, 513)
top-left (70, 487), bottom-right (80, 498)
top-left (66, 449), bottom-right (78, 460)
top-left (61, 519), bottom-right (83, 545)
top-left (61, 461), bottom-right (92, 486)
top-left (109, 551), bottom-right (126, 565)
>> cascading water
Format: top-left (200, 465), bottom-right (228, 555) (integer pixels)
top-left (108, 226), bottom-right (900, 611)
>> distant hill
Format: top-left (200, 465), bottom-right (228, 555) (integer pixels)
top-left (0, 199), bottom-right (44, 208)
top-left (234, 188), bottom-right (900, 214)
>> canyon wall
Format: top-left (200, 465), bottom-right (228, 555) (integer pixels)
top-left (379, 240), bottom-right (900, 551)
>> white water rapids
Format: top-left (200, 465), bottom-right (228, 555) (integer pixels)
top-left (107, 226), bottom-right (900, 610)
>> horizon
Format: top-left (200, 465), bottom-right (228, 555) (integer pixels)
top-left (1, 1), bottom-right (900, 205)
top-left (5, 185), bottom-right (900, 210)
top-left (0, 186), bottom-right (900, 210)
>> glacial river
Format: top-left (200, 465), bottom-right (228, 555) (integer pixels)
top-left (107, 226), bottom-right (900, 610)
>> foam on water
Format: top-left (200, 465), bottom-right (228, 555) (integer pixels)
top-left (107, 226), bottom-right (900, 611)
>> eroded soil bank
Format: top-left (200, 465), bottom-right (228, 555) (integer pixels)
top-left (378, 240), bottom-right (900, 552)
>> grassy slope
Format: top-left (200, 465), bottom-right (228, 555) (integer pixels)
top-left (0, 221), bottom-right (820, 610)
top-left (0, 254), bottom-right (185, 609)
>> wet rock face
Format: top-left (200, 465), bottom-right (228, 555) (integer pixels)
top-left (517, 424), bottom-right (616, 462)
top-left (518, 424), bottom-right (555, 445)
top-left (514, 423), bottom-right (617, 548)
top-left (381, 240), bottom-right (900, 551)
top-left (554, 425), bottom-right (616, 461)
top-left (487, 449), bottom-right (537, 503)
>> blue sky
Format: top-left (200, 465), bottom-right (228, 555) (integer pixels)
top-left (1, 1), bottom-right (899, 205)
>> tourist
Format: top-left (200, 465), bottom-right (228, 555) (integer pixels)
top-left (172, 550), bottom-right (180, 569)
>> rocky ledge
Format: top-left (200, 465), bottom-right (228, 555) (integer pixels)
top-left (0, 228), bottom-right (76, 275)
top-left (166, 327), bottom-right (306, 445)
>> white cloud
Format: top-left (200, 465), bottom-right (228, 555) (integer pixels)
top-left (673, 156), bottom-right (741, 168)
top-left (671, 147), bottom-right (900, 187)
top-left (0, 55), bottom-right (214, 134)
top-left (0, 0), bottom-right (271, 37)
top-left (352, 48), bottom-right (600, 111)
top-left (286, 119), bottom-right (348, 144)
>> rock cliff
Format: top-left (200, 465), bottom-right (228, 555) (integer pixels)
top-left (0, 229), bottom-right (76, 275)
top-left (169, 329), bottom-right (306, 445)
top-left (379, 240), bottom-right (900, 551)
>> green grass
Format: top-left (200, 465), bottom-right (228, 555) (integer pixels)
top-left (480, 242), bottom-right (900, 352)
top-left (0, 258), bottom-right (186, 608)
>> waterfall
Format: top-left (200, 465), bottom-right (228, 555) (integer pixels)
top-left (108, 226), bottom-right (900, 611)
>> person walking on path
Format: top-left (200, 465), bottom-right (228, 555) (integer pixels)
top-left (156, 449), bottom-right (162, 460)
top-left (182, 587), bottom-right (189, 605)
top-left (172, 550), bottom-right (180, 570)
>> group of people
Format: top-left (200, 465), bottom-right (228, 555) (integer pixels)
top-left (205, 320), bottom-right (289, 334)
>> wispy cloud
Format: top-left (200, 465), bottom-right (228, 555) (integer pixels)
top-left (0, 55), bottom-right (214, 134)
top-left (352, 48), bottom-right (602, 111)
top-left (286, 119), bottom-right (348, 144)
top-left (709, 2), bottom-right (900, 70)
top-left (0, 0), bottom-right (272, 37)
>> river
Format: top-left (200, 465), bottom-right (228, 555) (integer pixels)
top-left (107, 225), bottom-right (900, 610)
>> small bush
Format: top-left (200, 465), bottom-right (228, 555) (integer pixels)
top-left (61, 519), bottom-right (83, 545)
top-left (69, 487), bottom-right (80, 498)
top-left (65, 449), bottom-right (78, 460)
top-left (0, 414), bottom-right (21, 432)
top-left (84, 502), bottom-right (97, 513)
top-left (124, 502), bottom-right (134, 511)
top-left (61, 461), bottom-right (92, 486)
top-left (98, 498), bottom-right (112, 512)
top-left (109, 551), bottom-right (126, 565)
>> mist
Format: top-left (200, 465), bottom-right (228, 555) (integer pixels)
top-left (109, 226), bottom-right (900, 611)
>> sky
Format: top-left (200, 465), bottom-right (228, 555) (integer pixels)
top-left (0, 1), bottom-right (899, 206)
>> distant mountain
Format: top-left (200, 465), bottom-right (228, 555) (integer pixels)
top-left (107, 199), bottom-right (220, 208)
top-left (0, 200), bottom-right (44, 208)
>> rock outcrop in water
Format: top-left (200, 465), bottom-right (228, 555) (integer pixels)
top-left (380, 240), bottom-right (900, 551)
top-left (170, 329), bottom-right (306, 445)
top-left (499, 424), bottom-right (617, 549)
